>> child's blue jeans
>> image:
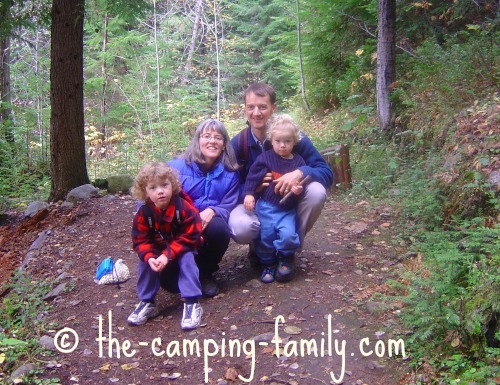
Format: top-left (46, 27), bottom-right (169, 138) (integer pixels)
top-left (255, 199), bottom-right (301, 266)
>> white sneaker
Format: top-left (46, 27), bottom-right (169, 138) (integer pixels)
top-left (181, 302), bottom-right (203, 330)
top-left (127, 301), bottom-right (159, 325)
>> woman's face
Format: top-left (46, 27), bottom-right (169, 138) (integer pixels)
top-left (199, 128), bottom-right (225, 167)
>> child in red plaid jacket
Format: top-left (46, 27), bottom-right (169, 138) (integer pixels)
top-left (128, 161), bottom-right (204, 330)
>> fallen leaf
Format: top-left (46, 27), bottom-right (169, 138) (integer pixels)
top-left (321, 270), bottom-right (334, 276)
top-left (284, 325), bottom-right (302, 335)
top-left (121, 362), bottom-right (140, 370)
top-left (225, 367), bottom-right (238, 381)
top-left (99, 363), bottom-right (111, 372)
top-left (273, 347), bottom-right (285, 356)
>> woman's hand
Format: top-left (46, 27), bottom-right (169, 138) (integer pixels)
top-left (244, 195), bottom-right (255, 212)
top-left (200, 208), bottom-right (216, 231)
top-left (149, 254), bottom-right (169, 272)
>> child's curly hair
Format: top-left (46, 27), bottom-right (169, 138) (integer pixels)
top-left (267, 113), bottom-right (302, 144)
top-left (131, 161), bottom-right (182, 201)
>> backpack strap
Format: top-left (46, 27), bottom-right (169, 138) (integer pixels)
top-left (236, 125), bottom-right (250, 165)
top-left (141, 195), bottom-right (183, 261)
top-left (141, 195), bottom-right (182, 241)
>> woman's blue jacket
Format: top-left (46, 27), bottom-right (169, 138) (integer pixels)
top-left (168, 158), bottom-right (239, 223)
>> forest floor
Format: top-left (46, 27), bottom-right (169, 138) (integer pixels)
top-left (1, 190), bottom-right (417, 385)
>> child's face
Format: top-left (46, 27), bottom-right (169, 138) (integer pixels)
top-left (271, 127), bottom-right (295, 158)
top-left (146, 178), bottom-right (173, 210)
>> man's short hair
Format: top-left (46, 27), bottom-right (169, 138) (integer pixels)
top-left (244, 83), bottom-right (276, 105)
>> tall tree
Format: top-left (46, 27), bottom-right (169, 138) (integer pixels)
top-left (376, 0), bottom-right (396, 131)
top-left (0, 0), bottom-right (14, 143)
top-left (49, 0), bottom-right (89, 201)
top-left (183, 0), bottom-right (203, 84)
top-left (295, 0), bottom-right (310, 112)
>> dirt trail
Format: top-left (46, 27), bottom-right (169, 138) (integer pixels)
top-left (12, 192), bottom-right (411, 384)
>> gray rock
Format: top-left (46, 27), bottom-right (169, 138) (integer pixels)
top-left (367, 360), bottom-right (387, 370)
top-left (61, 201), bottom-right (75, 209)
top-left (245, 279), bottom-right (262, 288)
top-left (107, 174), bottom-right (134, 194)
top-left (252, 332), bottom-right (276, 342)
top-left (39, 335), bottom-right (56, 351)
top-left (44, 282), bottom-right (67, 301)
top-left (366, 300), bottom-right (390, 314)
top-left (23, 201), bottom-right (49, 218)
top-left (66, 184), bottom-right (99, 203)
top-left (489, 170), bottom-right (500, 192)
top-left (20, 230), bottom-right (50, 272)
top-left (9, 363), bottom-right (38, 382)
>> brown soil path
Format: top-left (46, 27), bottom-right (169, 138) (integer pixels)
top-left (6, 192), bottom-right (412, 384)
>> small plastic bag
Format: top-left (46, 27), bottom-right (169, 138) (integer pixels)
top-left (95, 257), bottom-right (114, 280)
top-left (98, 259), bottom-right (131, 285)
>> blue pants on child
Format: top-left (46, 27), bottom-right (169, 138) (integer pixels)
top-left (136, 251), bottom-right (202, 302)
top-left (255, 199), bottom-right (301, 266)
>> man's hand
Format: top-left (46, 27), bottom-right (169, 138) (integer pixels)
top-left (273, 169), bottom-right (303, 196)
top-left (148, 254), bottom-right (169, 272)
top-left (200, 208), bottom-right (215, 231)
top-left (255, 172), bottom-right (273, 193)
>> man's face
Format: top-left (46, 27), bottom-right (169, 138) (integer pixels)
top-left (244, 91), bottom-right (276, 133)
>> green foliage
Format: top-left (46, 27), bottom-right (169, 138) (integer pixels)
top-left (0, 139), bottom-right (50, 205)
top-left (223, 0), bottom-right (297, 100)
top-left (389, 224), bottom-right (500, 383)
top-left (0, 272), bottom-right (53, 376)
top-left (299, 0), bottom-right (378, 111)
top-left (395, 27), bottom-right (499, 142)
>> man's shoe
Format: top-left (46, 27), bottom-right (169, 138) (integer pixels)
top-left (201, 274), bottom-right (219, 297)
top-left (127, 301), bottom-right (159, 325)
top-left (275, 254), bottom-right (295, 283)
top-left (181, 302), bottom-right (203, 330)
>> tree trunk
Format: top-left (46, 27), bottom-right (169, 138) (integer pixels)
top-left (376, 0), bottom-right (396, 131)
top-left (152, 0), bottom-right (160, 119)
top-left (0, 0), bottom-right (14, 144)
top-left (100, 10), bottom-right (109, 157)
top-left (49, 0), bottom-right (89, 202)
top-left (295, 0), bottom-right (311, 113)
top-left (183, 0), bottom-right (203, 84)
top-left (213, 0), bottom-right (221, 119)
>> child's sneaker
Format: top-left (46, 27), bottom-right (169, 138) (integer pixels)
top-left (260, 266), bottom-right (276, 283)
top-left (181, 302), bottom-right (203, 330)
top-left (275, 253), bottom-right (295, 283)
top-left (127, 301), bottom-right (159, 325)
